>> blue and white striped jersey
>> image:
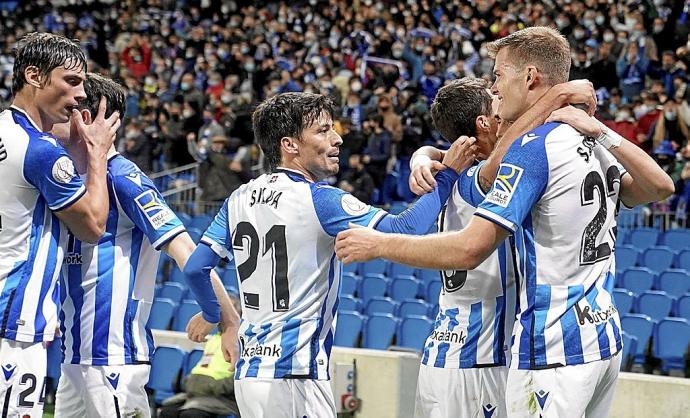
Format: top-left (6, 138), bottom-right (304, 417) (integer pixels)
top-left (202, 168), bottom-right (385, 380)
top-left (0, 107), bottom-right (86, 343)
top-left (476, 122), bottom-right (624, 370)
top-left (60, 154), bottom-right (184, 365)
top-left (422, 162), bottom-right (516, 369)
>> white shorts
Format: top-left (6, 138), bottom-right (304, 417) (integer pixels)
top-left (0, 338), bottom-right (48, 417)
top-left (54, 363), bottom-right (151, 418)
top-left (235, 379), bottom-right (336, 418)
top-left (506, 354), bottom-right (621, 418)
top-left (414, 364), bottom-right (508, 418)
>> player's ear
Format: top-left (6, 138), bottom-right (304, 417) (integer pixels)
top-left (23, 66), bottom-right (43, 88)
top-left (475, 115), bottom-right (489, 134)
top-left (525, 66), bottom-right (539, 89)
top-left (280, 136), bottom-right (299, 155)
top-left (81, 109), bottom-right (92, 124)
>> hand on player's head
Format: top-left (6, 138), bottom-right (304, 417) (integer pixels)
top-left (442, 136), bottom-right (478, 174)
top-left (72, 96), bottom-right (121, 158)
top-left (559, 79), bottom-right (597, 116)
top-left (546, 106), bottom-right (603, 138)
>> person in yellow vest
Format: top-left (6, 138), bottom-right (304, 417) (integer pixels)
top-left (160, 290), bottom-right (241, 418)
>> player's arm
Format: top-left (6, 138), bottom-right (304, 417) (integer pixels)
top-left (336, 217), bottom-right (508, 269)
top-left (55, 98), bottom-right (121, 243)
top-left (546, 107), bottom-right (675, 207)
top-left (476, 79), bottom-right (597, 193)
top-left (163, 233), bottom-right (240, 343)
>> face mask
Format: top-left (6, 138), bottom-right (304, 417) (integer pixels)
top-left (145, 77), bottom-right (155, 85)
top-left (603, 33), bottom-right (615, 43)
top-left (462, 42), bottom-right (474, 56)
top-left (665, 111), bottom-right (677, 121)
top-left (392, 49), bottom-right (403, 58)
top-left (208, 79), bottom-right (220, 87)
top-left (315, 67), bottom-right (326, 77)
top-left (182, 109), bottom-right (194, 118)
top-left (415, 44), bottom-right (424, 52)
top-left (574, 30), bottom-right (585, 40)
top-left (595, 15), bottom-right (605, 26)
top-left (309, 0), bottom-right (317, 5)
top-left (240, 46), bottom-right (250, 54)
top-left (221, 94), bottom-right (232, 104)
top-left (618, 111), bottom-right (631, 120)
top-left (556, 19), bottom-right (568, 29)
top-left (653, 25), bottom-right (664, 34)
top-left (617, 37), bottom-right (627, 44)
top-left (180, 82), bottom-right (191, 91)
top-left (351, 81), bottom-right (362, 92)
top-left (244, 63), bottom-right (256, 72)
top-left (396, 29), bottom-right (406, 39)
top-left (479, 47), bottom-right (488, 58)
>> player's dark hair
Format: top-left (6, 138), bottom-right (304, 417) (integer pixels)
top-left (430, 78), bottom-right (492, 142)
top-left (252, 92), bottom-right (336, 172)
top-left (79, 73), bottom-right (126, 120)
top-left (12, 32), bottom-right (87, 95)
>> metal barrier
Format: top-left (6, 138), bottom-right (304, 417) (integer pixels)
top-left (618, 207), bottom-right (687, 230)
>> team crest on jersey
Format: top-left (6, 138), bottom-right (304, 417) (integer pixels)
top-left (52, 156), bottom-right (77, 184)
top-left (134, 190), bottom-right (175, 230)
top-left (486, 164), bottom-right (523, 208)
top-left (341, 194), bottom-right (369, 216)
top-left (466, 165), bottom-right (478, 177)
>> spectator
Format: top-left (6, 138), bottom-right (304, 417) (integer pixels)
top-left (617, 42), bottom-right (649, 102)
top-left (363, 114), bottom-right (392, 189)
top-left (120, 34), bottom-right (151, 79)
top-left (121, 120), bottom-right (153, 174)
top-left (419, 61), bottom-right (443, 105)
top-left (377, 94), bottom-right (403, 142)
top-left (339, 154), bottom-right (375, 204)
top-left (342, 91), bottom-right (365, 131)
top-left (197, 136), bottom-right (246, 203)
top-left (648, 51), bottom-right (687, 98)
top-left (651, 99), bottom-right (690, 150)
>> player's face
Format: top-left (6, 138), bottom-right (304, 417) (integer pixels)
top-left (491, 48), bottom-right (529, 122)
top-left (36, 65), bottom-right (87, 126)
top-left (298, 111), bottom-right (342, 181)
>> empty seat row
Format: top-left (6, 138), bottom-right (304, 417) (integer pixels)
top-left (617, 228), bottom-right (690, 251)
top-left (339, 296), bottom-right (439, 321)
top-left (620, 314), bottom-right (690, 373)
top-left (334, 311), bottom-right (434, 352)
top-left (616, 246), bottom-right (690, 273)
top-left (614, 289), bottom-right (690, 322)
top-left (340, 273), bottom-right (442, 305)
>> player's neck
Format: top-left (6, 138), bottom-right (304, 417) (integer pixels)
top-left (279, 160), bottom-right (319, 183)
top-left (11, 92), bottom-right (52, 132)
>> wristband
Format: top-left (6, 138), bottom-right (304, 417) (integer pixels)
top-left (410, 154), bottom-right (432, 170)
top-left (594, 128), bottom-right (622, 150)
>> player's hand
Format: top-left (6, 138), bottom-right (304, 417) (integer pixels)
top-left (441, 136), bottom-right (477, 174)
top-left (186, 312), bottom-right (216, 343)
top-left (72, 96), bottom-right (120, 158)
top-left (335, 223), bottom-right (384, 263)
top-left (220, 324), bottom-right (240, 367)
top-left (556, 79), bottom-right (597, 116)
top-left (409, 158), bottom-right (446, 195)
top-left (546, 107), bottom-right (603, 138)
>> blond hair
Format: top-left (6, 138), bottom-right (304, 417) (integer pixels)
top-left (487, 26), bottom-right (571, 86)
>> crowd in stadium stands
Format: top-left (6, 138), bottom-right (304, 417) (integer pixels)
top-left (1, 0), bottom-right (690, 220)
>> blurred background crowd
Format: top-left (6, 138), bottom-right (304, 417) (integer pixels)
top-left (0, 0), bottom-right (689, 223)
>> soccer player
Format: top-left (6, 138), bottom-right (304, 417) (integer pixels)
top-left (51, 73), bottom-right (240, 418)
top-left (0, 33), bottom-right (119, 417)
top-left (335, 27), bottom-right (675, 418)
top-left (407, 77), bottom-right (596, 418)
top-left (182, 92), bottom-right (477, 418)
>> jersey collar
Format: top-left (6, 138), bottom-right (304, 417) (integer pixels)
top-left (9, 105), bottom-right (42, 132)
top-left (274, 167), bottom-right (310, 183)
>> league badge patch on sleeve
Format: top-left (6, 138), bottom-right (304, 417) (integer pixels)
top-left (52, 156), bottom-right (77, 184)
top-left (486, 163), bottom-right (524, 208)
top-left (135, 190), bottom-right (175, 230)
top-left (341, 194), bottom-right (369, 216)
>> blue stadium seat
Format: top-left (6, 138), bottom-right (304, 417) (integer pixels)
top-left (615, 246), bottom-right (639, 272)
top-left (675, 294), bottom-right (690, 320)
top-left (653, 318), bottom-right (690, 373)
top-left (169, 265), bottom-right (186, 284)
top-left (620, 267), bottom-right (655, 294)
top-left (418, 269), bottom-right (440, 287)
top-left (398, 299), bottom-right (432, 318)
top-left (148, 298), bottom-right (176, 330)
top-left (343, 262), bottom-right (360, 275)
top-left (636, 290), bottom-right (673, 322)
top-left (362, 313), bottom-right (398, 350)
top-left (340, 273), bottom-right (359, 297)
top-left (186, 227), bottom-right (204, 244)
top-left (617, 206), bottom-right (645, 229)
top-left (616, 228), bottom-right (629, 246)
top-left (190, 214), bottom-right (212, 230)
top-left (620, 331), bottom-right (637, 371)
top-left (148, 345), bottom-right (185, 404)
top-left (172, 300), bottom-right (202, 332)
top-left (390, 276), bottom-right (421, 301)
top-left (339, 295), bottom-right (362, 313)
top-left (359, 275), bottom-right (389, 303)
top-left (397, 315), bottom-right (433, 351)
top-left (620, 313), bottom-right (655, 365)
top-left (176, 212), bottom-right (193, 227)
top-left (183, 349), bottom-right (204, 377)
top-left (656, 269), bottom-right (690, 298)
top-left (365, 297), bottom-right (398, 317)
top-left (426, 281), bottom-right (442, 306)
top-left (676, 250), bottom-right (690, 270)
top-left (361, 259), bottom-right (388, 276)
top-left (641, 246), bottom-right (675, 274)
top-left (334, 311), bottom-right (365, 347)
top-left (159, 282), bottom-right (187, 305)
top-left (660, 229), bottom-right (690, 252)
top-left (389, 263), bottom-right (416, 278)
top-left (628, 228), bottom-right (660, 249)
top-left (613, 288), bottom-right (635, 315)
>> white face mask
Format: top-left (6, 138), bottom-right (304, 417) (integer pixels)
top-left (462, 42), bottom-right (474, 56)
top-left (603, 33), bottom-right (615, 43)
top-left (351, 81), bottom-right (362, 92)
